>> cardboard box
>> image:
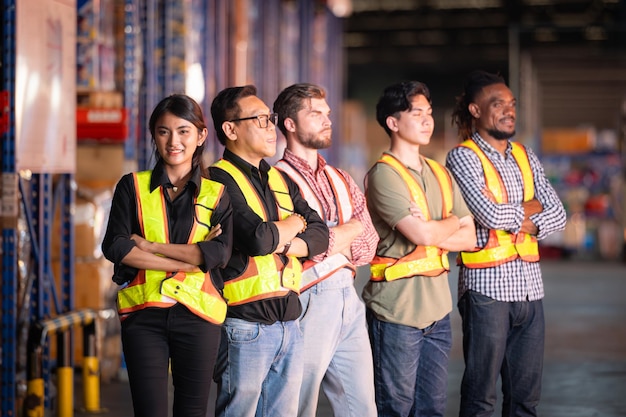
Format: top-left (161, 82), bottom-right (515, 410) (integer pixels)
top-left (76, 143), bottom-right (125, 182)
top-left (542, 128), bottom-right (595, 154)
top-left (52, 258), bottom-right (116, 310)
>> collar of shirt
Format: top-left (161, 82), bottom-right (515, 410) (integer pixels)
top-left (282, 147), bottom-right (340, 224)
top-left (149, 160), bottom-right (201, 195)
top-left (223, 148), bottom-right (271, 180)
top-left (282, 148), bottom-right (327, 175)
top-left (383, 149), bottom-right (427, 174)
top-left (471, 132), bottom-right (513, 159)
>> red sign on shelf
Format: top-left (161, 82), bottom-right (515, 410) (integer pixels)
top-left (0, 90), bottom-right (8, 135)
top-left (76, 108), bottom-right (129, 141)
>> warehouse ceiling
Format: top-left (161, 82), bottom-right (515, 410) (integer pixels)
top-left (344, 0), bottom-right (626, 131)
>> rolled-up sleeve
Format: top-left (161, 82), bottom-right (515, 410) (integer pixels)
top-left (526, 148), bottom-right (567, 240)
top-left (196, 190), bottom-right (233, 270)
top-left (102, 173), bottom-right (138, 265)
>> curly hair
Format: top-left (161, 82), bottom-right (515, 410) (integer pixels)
top-left (451, 70), bottom-right (506, 140)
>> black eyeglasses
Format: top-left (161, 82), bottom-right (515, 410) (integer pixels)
top-left (229, 113), bottom-right (278, 128)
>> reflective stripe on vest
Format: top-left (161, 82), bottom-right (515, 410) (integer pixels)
top-left (116, 171), bottom-right (227, 324)
top-left (274, 160), bottom-right (354, 223)
top-left (458, 140), bottom-right (539, 268)
top-left (275, 160), bottom-right (355, 290)
top-left (212, 159), bottom-right (303, 305)
top-left (370, 154), bottom-right (452, 281)
top-left (299, 254), bottom-right (355, 291)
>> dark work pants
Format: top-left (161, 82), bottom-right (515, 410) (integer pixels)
top-left (121, 303), bottom-right (221, 417)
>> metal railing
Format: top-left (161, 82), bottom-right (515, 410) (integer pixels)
top-left (26, 308), bottom-right (113, 416)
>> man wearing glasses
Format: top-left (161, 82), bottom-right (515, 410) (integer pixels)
top-left (273, 83), bottom-right (378, 417)
top-left (209, 85), bottom-right (329, 417)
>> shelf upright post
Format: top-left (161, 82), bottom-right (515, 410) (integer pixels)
top-left (29, 173), bottom-right (53, 410)
top-left (138, 0), bottom-right (162, 171)
top-left (249, 0), bottom-right (280, 104)
top-left (124, 0), bottom-right (140, 163)
top-left (203, 0), bottom-right (228, 158)
top-left (298, 0), bottom-right (314, 83)
top-left (1, 1), bottom-right (18, 415)
top-left (59, 174), bottom-right (75, 317)
top-left (164, 0), bottom-right (174, 95)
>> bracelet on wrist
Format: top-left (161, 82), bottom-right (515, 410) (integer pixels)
top-left (292, 213), bottom-right (307, 233)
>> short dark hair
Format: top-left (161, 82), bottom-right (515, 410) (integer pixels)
top-left (210, 85), bottom-right (258, 146)
top-left (376, 81), bottom-right (431, 137)
top-left (148, 94), bottom-right (207, 170)
top-left (451, 70), bottom-right (507, 140)
top-left (273, 83), bottom-right (326, 136)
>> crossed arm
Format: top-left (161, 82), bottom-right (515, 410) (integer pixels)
top-left (396, 202), bottom-right (476, 252)
top-left (125, 225), bottom-right (223, 272)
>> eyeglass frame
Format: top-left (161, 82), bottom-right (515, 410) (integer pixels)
top-left (228, 113), bottom-right (279, 129)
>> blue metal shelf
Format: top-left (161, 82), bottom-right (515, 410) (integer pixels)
top-left (1, 0), bottom-right (18, 415)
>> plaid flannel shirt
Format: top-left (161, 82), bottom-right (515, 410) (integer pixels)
top-left (445, 133), bottom-right (566, 302)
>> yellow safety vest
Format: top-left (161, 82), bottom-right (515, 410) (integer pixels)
top-left (370, 154), bottom-right (452, 281)
top-left (212, 159), bottom-right (303, 305)
top-left (458, 139), bottom-right (540, 268)
top-left (117, 171), bottom-right (227, 324)
top-left (275, 160), bottom-right (355, 291)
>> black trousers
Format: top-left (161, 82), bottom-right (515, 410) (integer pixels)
top-left (121, 303), bottom-right (221, 417)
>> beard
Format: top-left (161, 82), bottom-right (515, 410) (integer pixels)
top-left (486, 127), bottom-right (515, 140)
top-left (298, 130), bottom-right (332, 150)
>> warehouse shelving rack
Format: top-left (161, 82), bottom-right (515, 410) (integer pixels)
top-left (1, 1), bottom-right (18, 415)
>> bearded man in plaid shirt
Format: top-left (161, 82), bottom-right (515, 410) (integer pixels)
top-left (273, 83), bottom-right (378, 417)
top-left (446, 70), bottom-right (566, 417)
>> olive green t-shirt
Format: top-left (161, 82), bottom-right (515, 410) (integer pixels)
top-left (363, 151), bottom-right (471, 329)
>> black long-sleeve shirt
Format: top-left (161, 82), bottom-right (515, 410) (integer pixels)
top-left (102, 161), bottom-right (233, 288)
top-left (209, 149), bottom-right (329, 324)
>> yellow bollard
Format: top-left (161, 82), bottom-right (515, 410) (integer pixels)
top-left (25, 378), bottom-right (44, 417)
top-left (82, 356), bottom-right (101, 412)
top-left (57, 330), bottom-right (74, 417)
top-left (81, 321), bottom-right (106, 413)
top-left (57, 366), bottom-right (74, 417)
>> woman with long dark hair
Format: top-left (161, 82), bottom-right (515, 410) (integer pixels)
top-left (102, 94), bottom-right (232, 417)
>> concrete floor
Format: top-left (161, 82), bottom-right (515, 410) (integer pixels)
top-left (72, 259), bottom-right (626, 417)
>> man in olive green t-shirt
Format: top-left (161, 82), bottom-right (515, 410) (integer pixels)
top-left (363, 81), bottom-right (476, 417)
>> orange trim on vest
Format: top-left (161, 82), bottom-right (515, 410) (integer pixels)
top-left (275, 159), bottom-right (356, 290)
top-left (212, 160), bottom-right (303, 305)
top-left (117, 171), bottom-right (227, 324)
top-left (457, 140), bottom-right (539, 268)
top-left (369, 154), bottom-right (452, 281)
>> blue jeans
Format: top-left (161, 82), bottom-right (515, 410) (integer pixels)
top-left (298, 270), bottom-right (376, 417)
top-left (458, 290), bottom-right (545, 417)
top-left (214, 317), bottom-right (303, 417)
top-left (121, 304), bottom-right (221, 417)
top-left (367, 309), bottom-right (452, 417)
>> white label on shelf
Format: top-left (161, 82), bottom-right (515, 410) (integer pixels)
top-left (86, 110), bottom-right (123, 123)
top-left (1, 173), bottom-right (18, 217)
